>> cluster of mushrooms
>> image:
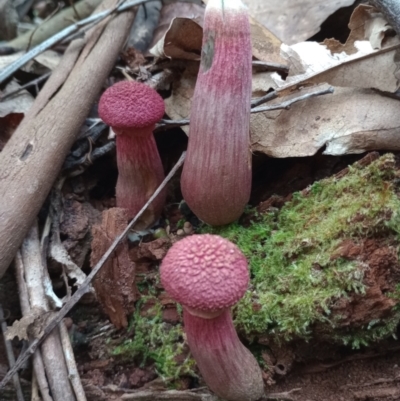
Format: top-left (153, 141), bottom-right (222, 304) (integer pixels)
top-left (98, 0), bottom-right (265, 400)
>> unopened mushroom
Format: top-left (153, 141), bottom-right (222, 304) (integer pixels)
top-left (98, 80), bottom-right (166, 228)
top-left (181, 0), bottom-right (252, 226)
top-left (160, 234), bottom-right (264, 401)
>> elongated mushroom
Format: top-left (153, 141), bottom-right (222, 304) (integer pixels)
top-left (98, 80), bottom-right (166, 228)
top-left (181, 0), bottom-right (252, 226)
top-left (160, 234), bottom-right (264, 401)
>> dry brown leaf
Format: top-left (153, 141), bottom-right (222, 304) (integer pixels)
top-left (0, 81), bottom-right (34, 150)
top-left (151, 2), bottom-right (205, 47)
top-left (0, 49), bottom-right (61, 72)
top-left (152, 1), bottom-right (285, 66)
top-left (251, 86), bottom-right (400, 157)
top-left (150, 17), bottom-right (203, 60)
top-left (249, 16), bottom-right (286, 65)
top-left (273, 5), bottom-right (400, 92)
top-left (241, 0), bottom-right (356, 44)
top-left (5, 307), bottom-right (45, 341)
top-left (324, 5), bottom-right (392, 55)
top-left (164, 63), bottom-right (198, 134)
top-left (0, 80), bottom-right (34, 118)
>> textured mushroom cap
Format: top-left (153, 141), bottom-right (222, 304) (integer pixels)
top-left (160, 234), bottom-right (249, 313)
top-left (98, 81), bottom-right (165, 129)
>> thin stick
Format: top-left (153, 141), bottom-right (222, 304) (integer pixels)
top-left (0, 304), bottom-right (25, 401)
top-left (0, 151), bottom-right (186, 389)
top-left (251, 91), bottom-right (277, 108)
top-left (250, 86), bottom-right (334, 113)
top-left (26, 3), bottom-right (62, 51)
top-left (0, 0), bottom-right (149, 84)
top-left (59, 322), bottom-right (87, 401)
top-left (252, 60), bottom-right (289, 73)
top-left (14, 252), bottom-right (53, 401)
top-left (0, 73), bottom-right (51, 101)
top-left (156, 87), bottom-right (334, 129)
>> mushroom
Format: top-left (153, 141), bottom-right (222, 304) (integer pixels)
top-left (98, 80), bottom-right (166, 228)
top-left (181, 0), bottom-right (252, 226)
top-left (160, 234), bottom-right (264, 401)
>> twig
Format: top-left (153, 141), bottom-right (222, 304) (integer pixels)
top-left (69, 0), bottom-right (82, 20)
top-left (26, 3), bottom-right (62, 51)
top-left (156, 118), bottom-right (190, 130)
top-left (14, 252), bottom-right (53, 401)
top-left (119, 389), bottom-right (217, 400)
top-left (0, 73), bottom-right (51, 101)
top-left (263, 388), bottom-right (302, 401)
top-left (252, 60), bottom-right (289, 73)
top-left (0, 304), bottom-right (25, 401)
top-left (250, 86), bottom-right (334, 113)
top-left (0, 151), bottom-right (186, 389)
top-left (59, 321), bottom-right (87, 401)
top-left (21, 222), bottom-right (75, 401)
top-left (0, 0), bottom-right (149, 84)
top-left (251, 91), bottom-right (278, 108)
top-left (31, 373), bottom-right (40, 401)
top-left (156, 87), bottom-right (335, 129)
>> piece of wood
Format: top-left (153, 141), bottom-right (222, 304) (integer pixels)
top-left (0, 0), bottom-right (137, 279)
top-left (91, 208), bottom-right (137, 329)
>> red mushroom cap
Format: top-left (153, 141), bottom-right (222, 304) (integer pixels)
top-left (160, 234), bottom-right (249, 314)
top-left (98, 81), bottom-right (165, 129)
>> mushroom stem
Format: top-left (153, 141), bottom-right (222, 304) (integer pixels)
top-left (184, 309), bottom-right (264, 401)
top-left (115, 129), bottom-right (166, 226)
top-left (181, 0), bottom-right (252, 226)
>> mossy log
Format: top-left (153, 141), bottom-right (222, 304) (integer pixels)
top-left (209, 152), bottom-right (400, 347)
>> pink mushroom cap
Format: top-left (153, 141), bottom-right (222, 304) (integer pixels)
top-left (160, 234), bottom-right (249, 314)
top-left (98, 81), bottom-right (165, 129)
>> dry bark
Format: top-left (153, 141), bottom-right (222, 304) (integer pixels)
top-left (0, 0), bottom-right (137, 279)
top-left (91, 208), bottom-right (137, 329)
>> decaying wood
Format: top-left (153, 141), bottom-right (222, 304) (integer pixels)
top-left (91, 208), bottom-right (137, 329)
top-left (0, 0), bottom-right (137, 280)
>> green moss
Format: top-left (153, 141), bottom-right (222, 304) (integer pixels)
top-left (112, 155), bottom-right (400, 382)
top-left (204, 154), bottom-right (400, 347)
top-left (112, 295), bottom-right (196, 381)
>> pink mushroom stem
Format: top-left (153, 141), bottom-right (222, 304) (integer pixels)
top-left (98, 81), bottom-right (166, 228)
top-left (115, 128), bottom-right (165, 223)
top-left (184, 309), bottom-right (264, 401)
top-left (181, 0), bottom-right (252, 226)
top-left (160, 234), bottom-right (264, 401)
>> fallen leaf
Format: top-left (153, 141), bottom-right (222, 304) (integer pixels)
top-left (150, 17), bottom-right (203, 60)
top-left (150, 1), bottom-right (205, 47)
top-left (0, 80), bottom-right (34, 150)
top-left (5, 307), bottom-right (45, 341)
top-left (273, 5), bottom-right (400, 92)
top-left (251, 86), bottom-right (400, 157)
top-left (241, 0), bottom-right (356, 44)
top-left (0, 80), bottom-right (34, 118)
